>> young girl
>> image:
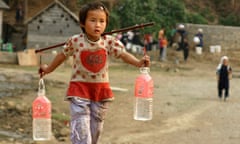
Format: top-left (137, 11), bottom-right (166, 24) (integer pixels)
top-left (39, 1), bottom-right (150, 144)
top-left (216, 56), bottom-right (232, 101)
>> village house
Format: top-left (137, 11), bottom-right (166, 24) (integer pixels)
top-left (25, 0), bottom-right (80, 51)
top-left (0, 0), bottom-right (80, 65)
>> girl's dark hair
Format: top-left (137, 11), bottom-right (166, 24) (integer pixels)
top-left (79, 1), bottom-right (109, 32)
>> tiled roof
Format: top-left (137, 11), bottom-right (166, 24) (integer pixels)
top-left (0, 0), bottom-right (9, 9)
top-left (25, 0), bottom-right (78, 24)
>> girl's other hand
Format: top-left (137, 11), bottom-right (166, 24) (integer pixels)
top-left (38, 64), bottom-right (49, 78)
top-left (141, 55), bottom-right (150, 67)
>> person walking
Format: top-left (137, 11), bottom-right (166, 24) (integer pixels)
top-left (176, 24), bottom-right (189, 62)
top-left (176, 24), bottom-right (187, 51)
top-left (195, 28), bottom-right (203, 48)
top-left (39, 1), bottom-right (150, 144)
top-left (194, 28), bottom-right (204, 54)
top-left (216, 56), bottom-right (232, 101)
top-left (183, 38), bottom-right (189, 62)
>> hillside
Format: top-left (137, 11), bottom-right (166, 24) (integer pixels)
top-left (184, 0), bottom-right (240, 25)
top-left (3, 0), bottom-right (240, 26)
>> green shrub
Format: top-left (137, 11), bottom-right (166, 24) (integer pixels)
top-left (219, 14), bottom-right (240, 26)
top-left (186, 13), bottom-right (208, 24)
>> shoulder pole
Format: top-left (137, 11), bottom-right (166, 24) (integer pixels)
top-left (35, 22), bottom-right (154, 53)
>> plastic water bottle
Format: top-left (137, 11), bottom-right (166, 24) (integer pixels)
top-left (134, 67), bottom-right (154, 121)
top-left (32, 79), bottom-right (51, 141)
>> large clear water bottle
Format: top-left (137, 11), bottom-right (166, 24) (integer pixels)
top-left (134, 67), bottom-right (154, 121)
top-left (32, 78), bottom-right (51, 141)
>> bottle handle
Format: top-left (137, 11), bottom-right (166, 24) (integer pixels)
top-left (38, 78), bottom-right (46, 96)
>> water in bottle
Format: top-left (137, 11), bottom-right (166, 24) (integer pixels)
top-left (134, 67), bottom-right (154, 121)
top-left (32, 79), bottom-right (51, 141)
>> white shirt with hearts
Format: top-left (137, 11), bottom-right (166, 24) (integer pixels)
top-left (62, 33), bottom-right (125, 101)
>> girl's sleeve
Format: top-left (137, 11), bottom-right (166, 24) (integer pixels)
top-left (107, 36), bottom-right (126, 58)
top-left (62, 36), bottom-right (75, 57)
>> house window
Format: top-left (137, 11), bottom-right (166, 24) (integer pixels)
top-left (39, 19), bottom-right (43, 23)
top-left (37, 25), bottom-right (40, 30)
top-left (53, 20), bottom-right (56, 24)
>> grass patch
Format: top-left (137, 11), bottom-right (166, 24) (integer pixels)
top-left (52, 113), bottom-right (70, 121)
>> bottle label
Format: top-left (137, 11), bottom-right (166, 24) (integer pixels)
top-left (135, 78), bottom-right (153, 98)
top-left (32, 96), bottom-right (51, 119)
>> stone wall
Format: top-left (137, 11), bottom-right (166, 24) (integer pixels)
top-left (0, 51), bottom-right (17, 64)
top-left (185, 23), bottom-right (240, 52)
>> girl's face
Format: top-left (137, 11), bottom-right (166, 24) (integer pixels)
top-left (223, 59), bottom-right (228, 66)
top-left (83, 9), bottom-right (107, 41)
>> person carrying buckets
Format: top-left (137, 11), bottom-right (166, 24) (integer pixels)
top-left (193, 28), bottom-right (204, 55)
top-left (38, 1), bottom-right (150, 144)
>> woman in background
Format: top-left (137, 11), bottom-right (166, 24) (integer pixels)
top-left (216, 56), bottom-right (232, 101)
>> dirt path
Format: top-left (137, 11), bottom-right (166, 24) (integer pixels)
top-left (99, 62), bottom-right (240, 144)
top-left (0, 58), bottom-right (240, 144)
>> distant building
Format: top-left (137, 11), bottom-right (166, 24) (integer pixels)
top-left (0, 0), bottom-right (9, 40)
top-left (25, 0), bottom-right (80, 51)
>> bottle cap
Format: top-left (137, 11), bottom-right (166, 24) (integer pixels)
top-left (140, 67), bottom-right (150, 74)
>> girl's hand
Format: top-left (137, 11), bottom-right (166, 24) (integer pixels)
top-left (38, 64), bottom-right (49, 78)
top-left (38, 52), bottom-right (67, 78)
top-left (140, 55), bottom-right (150, 67)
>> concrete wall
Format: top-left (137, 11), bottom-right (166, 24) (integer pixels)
top-left (185, 23), bottom-right (240, 52)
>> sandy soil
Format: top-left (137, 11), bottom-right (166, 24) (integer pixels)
top-left (0, 49), bottom-right (240, 144)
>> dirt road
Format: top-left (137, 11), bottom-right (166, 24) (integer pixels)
top-left (0, 53), bottom-right (240, 144)
top-left (99, 61), bottom-right (240, 144)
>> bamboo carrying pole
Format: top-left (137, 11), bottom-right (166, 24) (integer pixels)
top-left (35, 22), bottom-right (155, 53)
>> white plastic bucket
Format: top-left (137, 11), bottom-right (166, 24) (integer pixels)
top-left (196, 47), bottom-right (202, 55)
top-left (215, 45), bottom-right (221, 53)
top-left (126, 43), bottom-right (132, 50)
top-left (131, 45), bottom-right (137, 53)
top-left (210, 46), bottom-right (215, 53)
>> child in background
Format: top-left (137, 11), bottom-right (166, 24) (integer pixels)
top-left (159, 36), bottom-right (168, 61)
top-left (39, 1), bottom-right (150, 144)
top-left (216, 56), bottom-right (232, 101)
